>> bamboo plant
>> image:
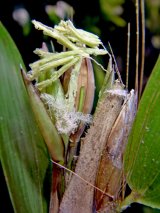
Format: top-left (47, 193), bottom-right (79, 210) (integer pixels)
top-left (0, 1), bottom-right (160, 212)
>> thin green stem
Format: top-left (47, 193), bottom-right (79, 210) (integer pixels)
top-left (119, 191), bottom-right (139, 212)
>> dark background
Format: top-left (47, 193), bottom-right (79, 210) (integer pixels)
top-left (0, 0), bottom-right (159, 79)
top-left (0, 0), bottom-right (159, 212)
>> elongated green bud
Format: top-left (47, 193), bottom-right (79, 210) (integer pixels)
top-left (70, 58), bottom-right (95, 143)
top-left (21, 67), bottom-right (64, 164)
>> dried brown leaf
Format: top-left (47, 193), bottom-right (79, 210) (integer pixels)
top-left (59, 84), bottom-right (125, 213)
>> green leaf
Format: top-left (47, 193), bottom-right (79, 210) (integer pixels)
top-left (0, 22), bottom-right (51, 212)
top-left (123, 55), bottom-right (160, 209)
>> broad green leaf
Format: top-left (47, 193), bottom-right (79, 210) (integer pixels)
top-left (0, 23), bottom-right (51, 212)
top-left (123, 55), bottom-right (160, 209)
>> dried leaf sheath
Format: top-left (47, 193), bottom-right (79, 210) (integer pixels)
top-left (70, 58), bottom-right (95, 144)
top-left (59, 86), bottom-right (125, 213)
top-left (95, 90), bottom-right (137, 212)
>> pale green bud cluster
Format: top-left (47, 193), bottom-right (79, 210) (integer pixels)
top-left (27, 20), bottom-right (108, 135)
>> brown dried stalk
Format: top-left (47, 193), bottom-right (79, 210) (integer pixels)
top-left (59, 83), bottom-right (126, 213)
top-left (139, 0), bottom-right (145, 98)
top-left (95, 90), bottom-right (137, 212)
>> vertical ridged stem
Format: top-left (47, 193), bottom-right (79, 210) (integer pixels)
top-left (135, 0), bottom-right (139, 95)
top-left (126, 23), bottom-right (130, 90)
top-left (139, 0), bottom-right (145, 99)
